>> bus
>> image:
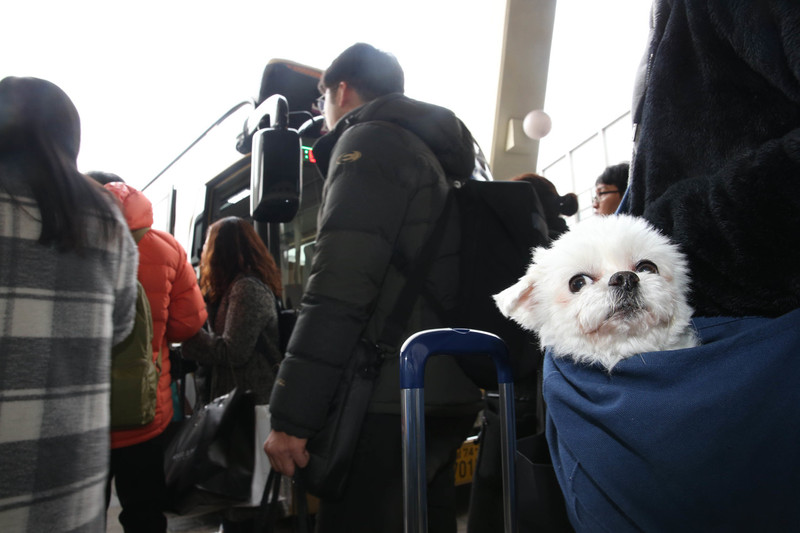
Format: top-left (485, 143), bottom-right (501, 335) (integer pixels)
top-left (142, 59), bottom-right (325, 309)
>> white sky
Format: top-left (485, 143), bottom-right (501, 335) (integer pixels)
top-left (3, 1), bottom-right (651, 189)
top-left (539, 1), bottom-right (651, 164)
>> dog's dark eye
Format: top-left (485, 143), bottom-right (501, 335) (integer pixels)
top-left (635, 260), bottom-right (659, 274)
top-left (569, 274), bottom-right (591, 293)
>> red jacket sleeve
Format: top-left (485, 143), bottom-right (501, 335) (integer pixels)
top-left (164, 239), bottom-right (207, 342)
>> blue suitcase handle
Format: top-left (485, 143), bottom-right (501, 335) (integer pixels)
top-left (400, 328), bottom-right (517, 533)
top-left (399, 328), bottom-right (514, 389)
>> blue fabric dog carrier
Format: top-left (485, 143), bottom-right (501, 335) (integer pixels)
top-left (543, 309), bottom-right (800, 532)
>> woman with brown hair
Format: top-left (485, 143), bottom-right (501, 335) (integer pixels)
top-left (180, 216), bottom-right (284, 532)
top-left (181, 216), bottom-right (283, 405)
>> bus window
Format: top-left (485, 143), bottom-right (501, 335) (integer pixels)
top-left (150, 187), bottom-right (176, 235)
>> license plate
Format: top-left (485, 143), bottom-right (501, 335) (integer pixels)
top-left (454, 438), bottom-right (480, 486)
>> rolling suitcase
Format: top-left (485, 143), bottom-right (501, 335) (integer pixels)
top-left (400, 328), bottom-right (518, 533)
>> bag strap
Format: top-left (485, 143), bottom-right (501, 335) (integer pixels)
top-left (256, 469), bottom-right (283, 532)
top-left (131, 227), bottom-right (150, 244)
top-left (379, 190), bottom-right (455, 351)
top-left (130, 227), bottom-right (162, 373)
top-left (256, 471), bottom-right (312, 533)
top-left (358, 119), bottom-right (457, 352)
top-left (292, 474), bottom-right (311, 533)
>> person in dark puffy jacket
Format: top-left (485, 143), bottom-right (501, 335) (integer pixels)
top-left (265, 43), bottom-right (483, 533)
top-left (99, 179), bottom-right (207, 533)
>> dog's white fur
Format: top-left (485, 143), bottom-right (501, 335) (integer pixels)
top-left (494, 215), bottom-right (698, 371)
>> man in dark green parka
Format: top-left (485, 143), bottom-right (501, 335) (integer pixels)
top-left (265, 43), bottom-right (483, 532)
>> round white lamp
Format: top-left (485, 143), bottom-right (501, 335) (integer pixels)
top-left (522, 110), bottom-right (552, 140)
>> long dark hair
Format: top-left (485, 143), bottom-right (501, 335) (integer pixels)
top-left (0, 76), bottom-right (117, 251)
top-left (512, 173), bottom-right (578, 219)
top-left (199, 216), bottom-right (283, 305)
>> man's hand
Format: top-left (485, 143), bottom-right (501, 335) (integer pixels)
top-left (264, 430), bottom-right (310, 476)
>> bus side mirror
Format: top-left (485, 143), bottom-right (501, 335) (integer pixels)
top-left (250, 95), bottom-right (302, 223)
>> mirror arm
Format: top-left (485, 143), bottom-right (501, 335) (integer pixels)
top-left (245, 94), bottom-right (290, 137)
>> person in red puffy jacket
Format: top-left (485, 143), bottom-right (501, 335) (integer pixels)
top-left (93, 175), bottom-right (207, 533)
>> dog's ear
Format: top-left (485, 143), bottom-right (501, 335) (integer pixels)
top-left (493, 279), bottom-right (536, 320)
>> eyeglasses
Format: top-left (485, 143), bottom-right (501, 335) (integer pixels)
top-left (592, 189), bottom-right (620, 203)
top-left (316, 95), bottom-right (326, 113)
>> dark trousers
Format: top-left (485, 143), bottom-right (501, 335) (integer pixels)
top-left (106, 431), bottom-right (169, 533)
top-left (314, 412), bottom-right (476, 533)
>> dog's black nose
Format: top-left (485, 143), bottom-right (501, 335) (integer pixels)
top-left (609, 271), bottom-right (639, 291)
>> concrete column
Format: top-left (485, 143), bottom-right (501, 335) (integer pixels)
top-left (489, 0), bottom-right (557, 181)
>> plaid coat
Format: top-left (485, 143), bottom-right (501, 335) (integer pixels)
top-left (0, 185), bottom-right (138, 532)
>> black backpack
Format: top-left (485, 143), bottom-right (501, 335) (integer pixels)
top-left (279, 179), bottom-right (549, 390)
top-left (418, 178), bottom-right (550, 389)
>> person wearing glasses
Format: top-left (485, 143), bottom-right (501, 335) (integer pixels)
top-left (592, 162), bottom-right (629, 215)
top-left (265, 43), bottom-right (482, 533)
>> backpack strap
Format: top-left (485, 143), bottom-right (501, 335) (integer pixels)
top-left (131, 227), bottom-right (150, 244)
top-left (347, 119), bottom-right (456, 352)
top-left (379, 190), bottom-right (455, 351)
top-left (130, 227), bottom-right (161, 372)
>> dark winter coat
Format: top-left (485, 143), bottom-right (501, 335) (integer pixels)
top-left (625, 0), bottom-right (800, 317)
top-left (269, 93), bottom-right (483, 439)
top-left (181, 275), bottom-right (281, 404)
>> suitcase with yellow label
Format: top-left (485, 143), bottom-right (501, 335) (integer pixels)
top-left (400, 328), bottom-right (517, 533)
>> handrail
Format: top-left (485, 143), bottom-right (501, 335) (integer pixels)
top-left (141, 100), bottom-right (254, 192)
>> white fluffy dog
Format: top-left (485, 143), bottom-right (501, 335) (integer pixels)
top-left (494, 215), bottom-right (698, 371)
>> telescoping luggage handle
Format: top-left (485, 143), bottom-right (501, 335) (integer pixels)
top-left (400, 328), bottom-right (517, 533)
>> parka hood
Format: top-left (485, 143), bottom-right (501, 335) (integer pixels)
top-left (104, 182), bottom-right (154, 231)
top-left (313, 93), bottom-right (476, 180)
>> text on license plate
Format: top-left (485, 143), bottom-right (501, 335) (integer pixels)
top-left (454, 439), bottom-right (480, 486)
